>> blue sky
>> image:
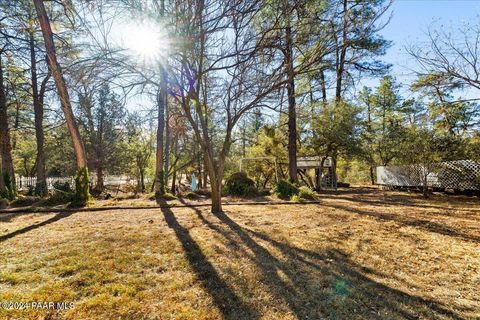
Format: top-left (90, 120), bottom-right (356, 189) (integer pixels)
top-left (370, 0), bottom-right (480, 96)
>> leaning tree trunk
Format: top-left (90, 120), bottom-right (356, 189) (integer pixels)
top-left (0, 54), bottom-right (15, 200)
top-left (33, 0), bottom-right (89, 204)
top-left (29, 30), bottom-right (48, 196)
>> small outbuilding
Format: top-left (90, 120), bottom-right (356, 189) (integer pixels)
top-left (297, 156), bottom-right (336, 190)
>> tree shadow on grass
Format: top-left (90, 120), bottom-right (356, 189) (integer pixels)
top-left (178, 204), bottom-right (467, 319)
top-left (0, 211), bottom-right (75, 243)
top-left (322, 193), bottom-right (479, 213)
top-left (322, 202), bottom-right (480, 243)
top-left (0, 212), bottom-right (32, 223)
top-left (245, 227), bottom-right (468, 319)
top-left (159, 200), bottom-right (259, 320)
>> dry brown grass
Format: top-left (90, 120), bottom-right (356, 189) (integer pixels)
top-left (0, 188), bottom-right (479, 319)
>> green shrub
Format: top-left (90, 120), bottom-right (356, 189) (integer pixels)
top-left (53, 181), bottom-right (71, 193)
top-left (1, 173), bottom-right (15, 200)
top-left (290, 194), bottom-right (301, 202)
top-left (225, 172), bottom-right (257, 197)
top-left (298, 186), bottom-right (317, 200)
top-left (275, 180), bottom-right (299, 199)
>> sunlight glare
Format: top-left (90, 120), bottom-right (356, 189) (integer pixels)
top-left (118, 21), bottom-right (170, 64)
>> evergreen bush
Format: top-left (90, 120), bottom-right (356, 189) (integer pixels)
top-left (275, 180), bottom-right (299, 199)
top-left (225, 172), bottom-right (257, 197)
top-left (298, 186), bottom-right (317, 200)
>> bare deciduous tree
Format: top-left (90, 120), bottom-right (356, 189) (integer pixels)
top-left (408, 23), bottom-right (480, 94)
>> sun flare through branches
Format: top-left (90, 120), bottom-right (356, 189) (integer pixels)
top-left (116, 20), bottom-right (170, 64)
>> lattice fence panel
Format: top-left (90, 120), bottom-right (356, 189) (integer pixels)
top-left (433, 160), bottom-right (480, 190)
top-left (377, 160), bottom-right (480, 190)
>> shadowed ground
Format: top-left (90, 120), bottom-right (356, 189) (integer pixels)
top-left (0, 189), bottom-right (478, 319)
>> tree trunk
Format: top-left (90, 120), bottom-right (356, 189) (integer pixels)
top-left (94, 111), bottom-right (104, 193)
top-left (320, 69), bottom-right (327, 107)
top-left (210, 176), bottom-right (222, 213)
top-left (29, 30), bottom-right (48, 196)
top-left (154, 85), bottom-right (166, 196)
top-left (422, 179), bottom-right (429, 198)
top-left (369, 166), bottom-right (375, 185)
top-left (317, 156), bottom-right (327, 191)
top-left (204, 153), bottom-right (223, 213)
top-left (298, 169), bottom-right (314, 189)
top-left (171, 167), bottom-right (177, 194)
top-left (242, 124), bottom-right (246, 158)
top-left (332, 155), bottom-right (338, 190)
top-left (285, 23), bottom-right (297, 183)
top-left (262, 172), bottom-right (271, 189)
top-left (422, 170), bottom-right (429, 198)
top-left (164, 96), bottom-right (170, 188)
top-left (155, 0), bottom-right (167, 197)
top-left (335, 0), bottom-right (348, 102)
top-left (0, 54), bottom-right (15, 199)
top-left (196, 149), bottom-right (203, 188)
top-left (198, 135), bottom-right (225, 213)
top-left (138, 169), bottom-right (145, 193)
top-left (12, 102), bottom-right (20, 150)
top-left (203, 165), bottom-right (208, 189)
top-left (422, 184), bottom-right (429, 198)
top-left (192, 113), bottom-right (202, 189)
top-left (33, 0), bottom-right (89, 203)
top-left (95, 166), bottom-right (104, 192)
top-left (169, 139), bottom-right (179, 194)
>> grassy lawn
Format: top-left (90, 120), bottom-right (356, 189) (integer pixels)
top-left (0, 189), bottom-right (479, 319)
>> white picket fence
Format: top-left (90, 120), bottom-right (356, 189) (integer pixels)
top-left (16, 176), bottom-right (74, 191)
top-left (15, 175), bottom-right (141, 191)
